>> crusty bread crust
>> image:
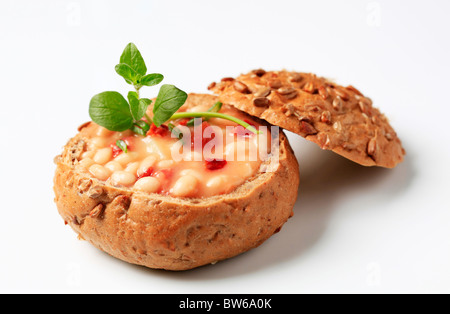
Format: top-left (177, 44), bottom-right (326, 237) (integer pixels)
top-left (53, 94), bottom-right (300, 271)
top-left (210, 70), bottom-right (405, 168)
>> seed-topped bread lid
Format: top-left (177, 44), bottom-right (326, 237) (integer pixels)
top-left (208, 70), bottom-right (405, 168)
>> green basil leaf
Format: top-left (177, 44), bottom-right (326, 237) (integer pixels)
top-left (127, 92), bottom-right (152, 121)
top-left (140, 98), bottom-right (152, 106)
top-left (135, 120), bottom-right (150, 132)
top-left (115, 63), bottom-right (139, 85)
top-left (210, 101), bottom-right (223, 113)
top-left (127, 91), bottom-right (141, 121)
top-left (139, 98), bottom-right (152, 119)
top-left (139, 73), bottom-right (164, 87)
top-left (131, 125), bottom-right (145, 136)
top-left (116, 139), bottom-right (128, 153)
top-left (89, 91), bottom-right (133, 131)
top-left (132, 120), bottom-right (150, 136)
top-left (152, 84), bottom-right (188, 127)
top-left (119, 43), bottom-right (147, 76)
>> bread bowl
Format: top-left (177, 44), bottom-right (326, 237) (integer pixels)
top-left (53, 93), bottom-right (300, 271)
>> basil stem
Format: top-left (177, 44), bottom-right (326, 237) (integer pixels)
top-left (169, 112), bottom-right (261, 134)
top-left (186, 101), bottom-right (222, 127)
top-left (145, 113), bottom-right (153, 124)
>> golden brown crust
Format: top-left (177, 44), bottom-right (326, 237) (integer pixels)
top-left (209, 70), bottom-right (405, 168)
top-left (53, 93), bottom-right (300, 271)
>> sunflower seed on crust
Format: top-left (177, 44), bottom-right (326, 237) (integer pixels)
top-left (221, 77), bottom-right (235, 82)
top-left (359, 100), bottom-right (373, 116)
top-left (277, 87), bottom-right (296, 95)
top-left (333, 121), bottom-right (342, 133)
top-left (335, 88), bottom-right (350, 101)
top-left (276, 87), bottom-right (298, 100)
top-left (371, 115), bottom-right (379, 125)
top-left (207, 82), bottom-right (216, 90)
top-left (87, 185), bottom-right (104, 199)
top-left (72, 216), bottom-right (80, 226)
top-left (89, 203), bottom-right (104, 219)
top-left (284, 104), bottom-right (311, 121)
top-left (234, 81), bottom-right (250, 94)
top-left (254, 87), bottom-right (271, 98)
top-left (346, 85), bottom-right (363, 96)
top-left (318, 133), bottom-right (331, 150)
top-left (385, 133), bottom-right (393, 141)
top-left (332, 97), bottom-right (342, 111)
top-left (299, 121), bottom-right (318, 135)
top-left (252, 69), bottom-right (266, 77)
top-left (303, 82), bottom-right (316, 94)
top-left (318, 86), bottom-right (329, 100)
top-left (320, 111), bottom-right (332, 124)
top-left (289, 73), bottom-right (303, 82)
top-left (284, 91), bottom-right (298, 100)
top-left (367, 138), bottom-right (378, 158)
top-left (305, 104), bottom-right (322, 112)
top-left (284, 103), bottom-right (296, 117)
top-left (268, 80), bottom-right (283, 89)
top-left (253, 97), bottom-right (271, 108)
top-left (78, 178), bottom-right (93, 194)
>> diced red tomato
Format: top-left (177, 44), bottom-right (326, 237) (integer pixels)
top-left (147, 124), bottom-right (170, 137)
top-left (178, 119), bottom-right (190, 126)
top-left (111, 144), bottom-right (122, 158)
top-left (152, 169), bottom-right (173, 194)
top-left (153, 169), bottom-right (173, 181)
top-left (110, 137), bottom-right (134, 158)
top-left (205, 159), bottom-right (227, 171)
top-left (137, 167), bottom-right (153, 180)
top-left (234, 126), bottom-right (253, 138)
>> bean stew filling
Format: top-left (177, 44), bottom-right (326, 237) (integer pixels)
top-left (77, 104), bottom-right (272, 198)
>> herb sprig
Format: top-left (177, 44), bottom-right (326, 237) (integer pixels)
top-left (89, 43), bottom-right (259, 137)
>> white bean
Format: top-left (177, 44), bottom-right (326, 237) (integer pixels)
top-left (179, 169), bottom-right (203, 181)
top-left (134, 177), bottom-right (161, 193)
top-left (157, 160), bottom-right (175, 169)
top-left (125, 162), bottom-right (140, 174)
top-left (110, 171), bottom-right (136, 187)
top-left (79, 158), bottom-right (95, 169)
top-left (114, 151), bottom-right (139, 166)
top-left (206, 175), bottom-right (229, 191)
top-left (80, 151), bottom-right (95, 160)
top-left (104, 161), bottom-right (123, 172)
top-left (90, 137), bottom-right (108, 149)
top-left (89, 164), bottom-right (112, 181)
top-left (171, 175), bottom-right (198, 197)
top-left (94, 148), bottom-right (113, 165)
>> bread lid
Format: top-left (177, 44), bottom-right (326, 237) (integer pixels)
top-left (208, 70), bottom-right (405, 168)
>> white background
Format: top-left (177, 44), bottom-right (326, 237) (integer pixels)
top-left (0, 0), bottom-right (449, 294)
